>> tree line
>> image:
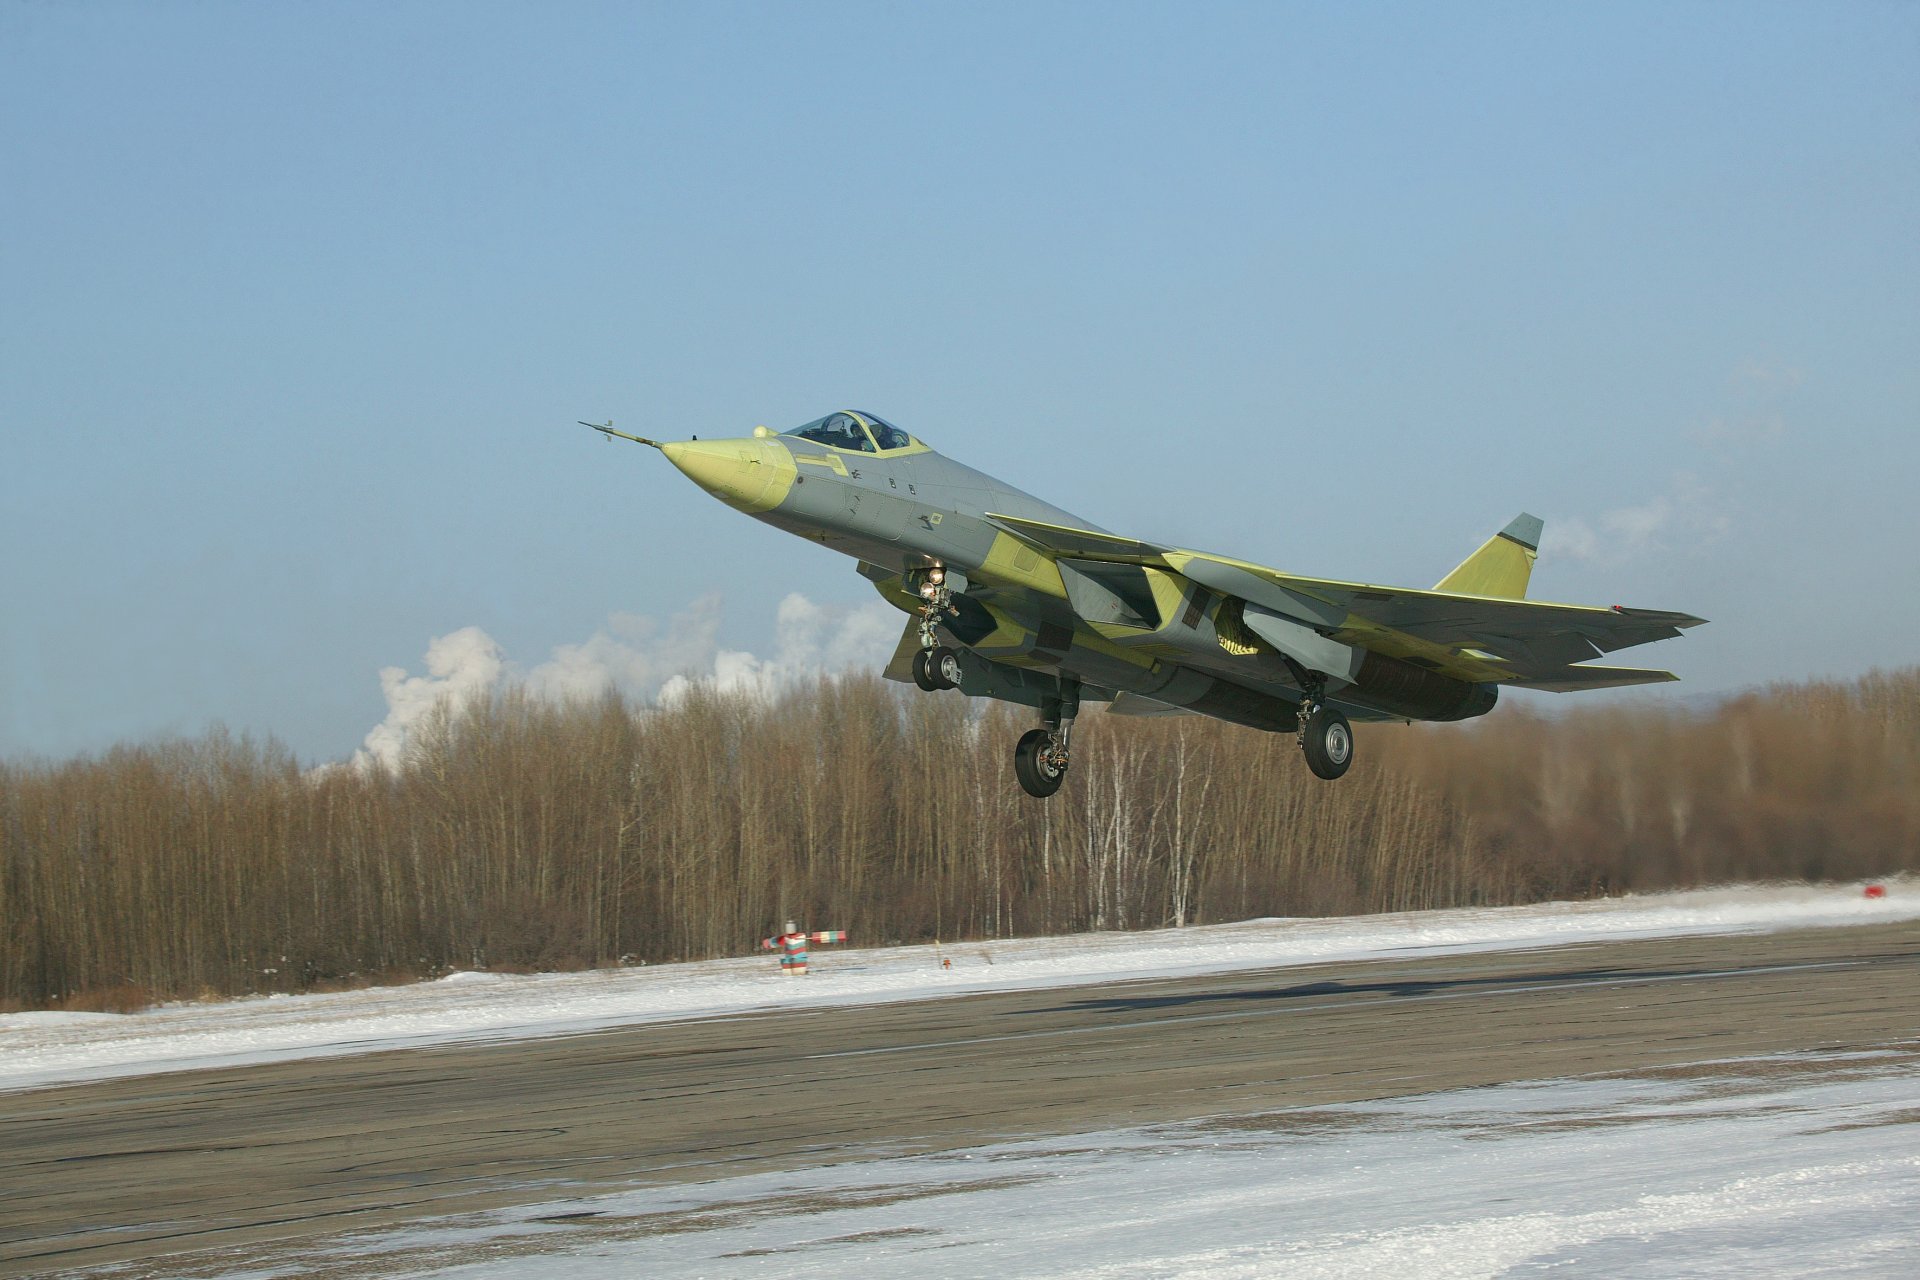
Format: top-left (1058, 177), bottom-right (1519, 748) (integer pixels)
top-left (2, 667), bottom-right (1914, 1011)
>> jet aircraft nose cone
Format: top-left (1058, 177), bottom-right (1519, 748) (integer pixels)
top-left (662, 438), bottom-right (796, 514)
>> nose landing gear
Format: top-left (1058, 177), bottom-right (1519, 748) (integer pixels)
top-left (912, 645), bottom-right (964, 692)
top-left (909, 566), bottom-right (964, 692)
top-left (912, 565), bottom-right (959, 649)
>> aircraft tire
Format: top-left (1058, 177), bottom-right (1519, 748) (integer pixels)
top-left (929, 646), bottom-right (964, 690)
top-left (911, 649), bottom-right (941, 691)
top-left (1301, 708), bottom-right (1354, 780)
top-left (1014, 728), bottom-right (1067, 797)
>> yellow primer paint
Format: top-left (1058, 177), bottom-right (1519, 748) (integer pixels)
top-left (1331, 618), bottom-right (1509, 682)
top-left (793, 452), bottom-right (849, 477)
top-left (661, 439), bottom-right (796, 514)
top-left (1087, 569), bottom-right (1197, 651)
top-left (966, 604), bottom-right (1036, 655)
top-left (1212, 597), bottom-right (1262, 657)
top-left (1434, 534), bottom-right (1537, 599)
top-left (1067, 623), bottom-right (1156, 671)
top-left (1141, 568), bottom-right (1184, 628)
top-left (975, 532), bottom-right (1068, 600)
top-left (1157, 548), bottom-right (1529, 683)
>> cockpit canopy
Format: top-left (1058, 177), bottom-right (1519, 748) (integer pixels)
top-left (783, 410), bottom-right (914, 453)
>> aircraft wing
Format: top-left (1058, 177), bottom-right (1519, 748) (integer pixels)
top-left (982, 513), bottom-right (1704, 688)
top-left (1172, 552), bottom-right (1702, 649)
top-left (985, 513), bottom-right (1171, 565)
top-left (1501, 665), bottom-right (1682, 691)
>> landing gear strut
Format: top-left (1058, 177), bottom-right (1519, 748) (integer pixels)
top-left (912, 565), bottom-right (958, 650)
top-left (909, 566), bottom-right (963, 692)
top-left (1015, 680), bottom-right (1078, 798)
top-left (1297, 681), bottom-right (1353, 781)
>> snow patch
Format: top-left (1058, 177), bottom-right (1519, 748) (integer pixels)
top-left (0, 879), bottom-right (1910, 1094)
top-left (234, 1047), bottom-right (1920, 1279)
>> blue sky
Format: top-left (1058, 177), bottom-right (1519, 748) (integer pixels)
top-left (3, 2), bottom-right (1916, 763)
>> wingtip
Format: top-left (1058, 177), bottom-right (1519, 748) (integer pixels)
top-left (1611, 605), bottom-right (1710, 630)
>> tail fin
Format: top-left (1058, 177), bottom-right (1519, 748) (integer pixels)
top-left (1433, 513), bottom-right (1542, 599)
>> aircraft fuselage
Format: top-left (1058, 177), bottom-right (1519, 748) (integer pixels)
top-left (657, 428), bottom-right (1489, 732)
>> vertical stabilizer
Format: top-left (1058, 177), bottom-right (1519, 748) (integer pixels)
top-left (1433, 513), bottom-right (1542, 599)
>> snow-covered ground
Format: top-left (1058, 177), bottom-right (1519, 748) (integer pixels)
top-left (81, 1044), bottom-right (1920, 1279)
top-left (3, 879), bottom-right (1912, 1093)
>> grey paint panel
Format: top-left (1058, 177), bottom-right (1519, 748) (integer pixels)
top-left (1500, 512), bottom-right (1545, 551)
top-left (879, 617), bottom-right (922, 683)
top-left (1057, 560), bottom-right (1158, 629)
top-left (1241, 605), bottom-right (1364, 684)
top-left (1178, 559), bottom-right (1349, 630)
top-left (950, 651), bottom-right (1064, 710)
top-left (1106, 691), bottom-right (1198, 718)
top-left (1507, 666), bottom-right (1679, 692)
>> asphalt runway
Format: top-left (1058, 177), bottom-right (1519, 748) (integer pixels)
top-left (4, 920), bottom-right (1916, 1276)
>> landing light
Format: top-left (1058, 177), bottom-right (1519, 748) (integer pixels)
top-left (919, 582), bottom-right (938, 599)
top-left (928, 565), bottom-right (946, 585)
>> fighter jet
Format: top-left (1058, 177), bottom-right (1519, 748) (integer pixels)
top-left (585, 410), bottom-right (1704, 798)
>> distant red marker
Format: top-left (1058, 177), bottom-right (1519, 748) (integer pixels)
top-left (1864, 884), bottom-right (1887, 899)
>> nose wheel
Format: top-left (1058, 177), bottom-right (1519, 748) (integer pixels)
top-left (909, 566), bottom-right (965, 692)
top-left (912, 645), bottom-right (963, 692)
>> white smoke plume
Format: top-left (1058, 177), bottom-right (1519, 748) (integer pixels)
top-left (1541, 473), bottom-right (1729, 565)
top-left (351, 593), bottom-right (901, 772)
top-left (354, 626), bottom-right (505, 773)
top-left (658, 592), bottom-right (906, 706)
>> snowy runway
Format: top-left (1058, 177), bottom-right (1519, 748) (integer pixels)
top-left (4, 880), bottom-right (1913, 1093)
top-left (233, 1045), bottom-right (1920, 1280)
top-left (5, 883), bottom-right (1916, 1278)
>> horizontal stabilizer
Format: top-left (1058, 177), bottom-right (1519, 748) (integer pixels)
top-left (1506, 665), bottom-right (1680, 692)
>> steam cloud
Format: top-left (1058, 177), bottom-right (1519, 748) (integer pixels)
top-left (352, 593), bottom-right (901, 772)
top-left (1542, 473), bottom-right (1730, 565)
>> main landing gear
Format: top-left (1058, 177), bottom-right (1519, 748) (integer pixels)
top-left (1297, 683), bottom-right (1354, 781)
top-left (1015, 681), bottom-right (1078, 798)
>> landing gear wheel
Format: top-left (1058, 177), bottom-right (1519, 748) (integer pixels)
top-left (1014, 727), bottom-right (1068, 797)
top-left (1301, 707), bottom-right (1354, 781)
top-left (912, 647), bottom-right (962, 691)
top-left (928, 645), bottom-right (963, 690)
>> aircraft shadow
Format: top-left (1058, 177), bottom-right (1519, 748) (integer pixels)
top-left (1020, 963), bottom-right (1757, 1017)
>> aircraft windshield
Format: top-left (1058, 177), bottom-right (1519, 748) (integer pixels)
top-left (784, 412), bottom-right (875, 453)
top-left (854, 411), bottom-right (912, 451)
